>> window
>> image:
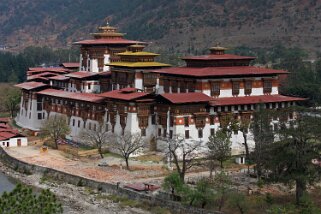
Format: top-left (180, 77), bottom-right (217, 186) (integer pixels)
top-left (244, 80), bottom-right (252, 95)
top-left (187, 81), bottom-right (195, 92)
top-left (169, 130), bottom-right (173, 139)
top-left (210, 116), bottom-right (215, 125)
top-left (89, 123), bottom-right (91, 130)
top-left (198, 129), bottom-right (203, 138)
top-left (88, 83), bottom-right (91, 90)
top-left (232, 81), bottom-right (240, 95)
top-left (171, 81), bottom-right (178, 93)
top-left (180, 82), bottom-right (186, 93)
top-left (184, 117), bottom-right (189, 127)
top-left (211, 82), bottom-right (220, 96)
top-left (72, 119), bottom-right (75, 126)
top-left (37, 113), bottom-right (42, 120)
top-left (185, 130), bottom-right (190, 139)
top-left (158, 128), bottom-right (162, 137)
top-left (210, 128), bottom-right (215, 136)
top-left (163, 129), bottom-right (167, 137)
top-left (78, 120), bottom-right (80, 128)
top-left (152, 115), bottom-right (156, 125)
top-left (263, 80), bottom-right (272, 93)
top-left (164, 79), bottom-right (170, 93)
top-left (141, 129), bottom-right (146, 136)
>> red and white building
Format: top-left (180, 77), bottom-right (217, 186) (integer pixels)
top-left (15, 24), bottom-right (305, 155)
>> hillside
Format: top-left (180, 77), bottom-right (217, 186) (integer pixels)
top-left (1, 0), bottom-right (321, 56)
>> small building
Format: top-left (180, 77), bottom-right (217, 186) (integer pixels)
top-left (0, 128), bottom-right (27, 148)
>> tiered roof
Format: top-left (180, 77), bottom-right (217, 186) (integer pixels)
top-left (107, 44), bottom-right (170, 68)
top-left (74, 23), bottom-right (144, 46)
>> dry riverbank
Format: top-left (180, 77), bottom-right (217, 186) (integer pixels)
top-left (0, 160), bottom-right (151, 214)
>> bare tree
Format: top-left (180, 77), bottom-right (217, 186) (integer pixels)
top-left (207, 129), bottom-right (231, 169)
top-left (80, 124), bottom-right (112, 158)
top-left (166, 135), bottom-right (203, 182)
top-left (111, 132), bottom-right (145, 170)
top-left (40, 115), bottom-right (70, 149)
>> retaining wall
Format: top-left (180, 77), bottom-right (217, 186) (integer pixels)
top-left (0, 147), bottom-right (221, 214)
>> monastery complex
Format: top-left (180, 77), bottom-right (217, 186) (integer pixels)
top-left (15, 23), bottom-right (304, 155)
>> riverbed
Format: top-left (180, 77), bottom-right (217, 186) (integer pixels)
top-left (0, 172), bottom-right (15, 194)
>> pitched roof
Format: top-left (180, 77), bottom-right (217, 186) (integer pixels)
top-left (27, 67), bottom-right (70, 75)
top-left (27, 72), bottom-right (59, 81)
top-left (159, 93), bottom-right (213, 104)
top-left (48, 75), bottom-right (70, 81)
top-left (210, 95), bottom-right (306, 106)
top-left (65, 71), bottom-right (99, 79)
top-left (181, 54), bottom-right (256, 61)
top-left (99, 88), bottom-right (148, 101)
top-left (37, 89), bottom-right (105, 103)
top-left (74, 38), bottom-right (144, 45)
top-left (152, 66), bottom-right (288, 77)
top-left (60, 62), bottom-right (80, 68)
top-left (15, 82), bottom-right (48, 90)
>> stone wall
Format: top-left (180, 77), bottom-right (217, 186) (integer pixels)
top-left (0, 147), bottom-right (222, 214)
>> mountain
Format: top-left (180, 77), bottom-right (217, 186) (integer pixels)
top-left (1, 0), bottom-right (321, 56)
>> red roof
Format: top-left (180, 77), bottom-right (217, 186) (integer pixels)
top-left (74, 38), bottom-right (144, 45)
top-left (66, 71), bottom-right (99, 79)
top-left (152, 66), bottom-right (288, 77)
top-left (210, 95), bottom-right (306, 106)
top-left (181, 54), bottom-right (256, 61)
top-left (99, 88), bottom-right (148, 101)
top-left (27, 67), bottom-right (70, 75)
top-left (0, 118), bottom-right (10, 123)
top-left (48, 75), bottom-right (70, 81)
top-left (28, 72), bottom-right (59, 81)
top-left (37, 89), bottom-right (105, 103)
top-left (159, 93), bottom-right (212, 104)
top-left (0, 131), bottom-right (23, 141)
top-left (15, 82), bottom-right (48, 90)
top-left (61, 62), bottom-right (80, 68)
top-left (98, 71), bottom-right (111, 77)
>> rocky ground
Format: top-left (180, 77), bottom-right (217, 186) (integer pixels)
top-left (0, 161), bottom-right (151, 214)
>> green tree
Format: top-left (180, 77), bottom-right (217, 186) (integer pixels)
top-left (1, 84), bottom-right (21, 118)
top-left (0, 183), bottom-right (63, 214)
top-left (227, 191), bottom-right (249, 214)
top-left (264, 107), bottom-right (321, 205)
top-left (212, 171), bottom-right (232, 211)
top-left (250, 105), bottom-right (274, 180)
top-left (207, 129), bottom-right (231, 169)
top-left (40, 115), bottom-right (71, 149)
top-left (162, 172), bottom-right (185, 201)
top-left (183, 178), bottom-right (215, 208)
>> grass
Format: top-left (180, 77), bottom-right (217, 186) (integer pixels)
top-left (135, 154), bottom-right (164, 163)
top-left (102, 194), bottom-right (172, 214)
top-left (103, 152), bottom-right (122, 159)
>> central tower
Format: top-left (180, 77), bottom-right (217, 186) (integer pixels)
top-left (74, 23), bottom-right (144, 73)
